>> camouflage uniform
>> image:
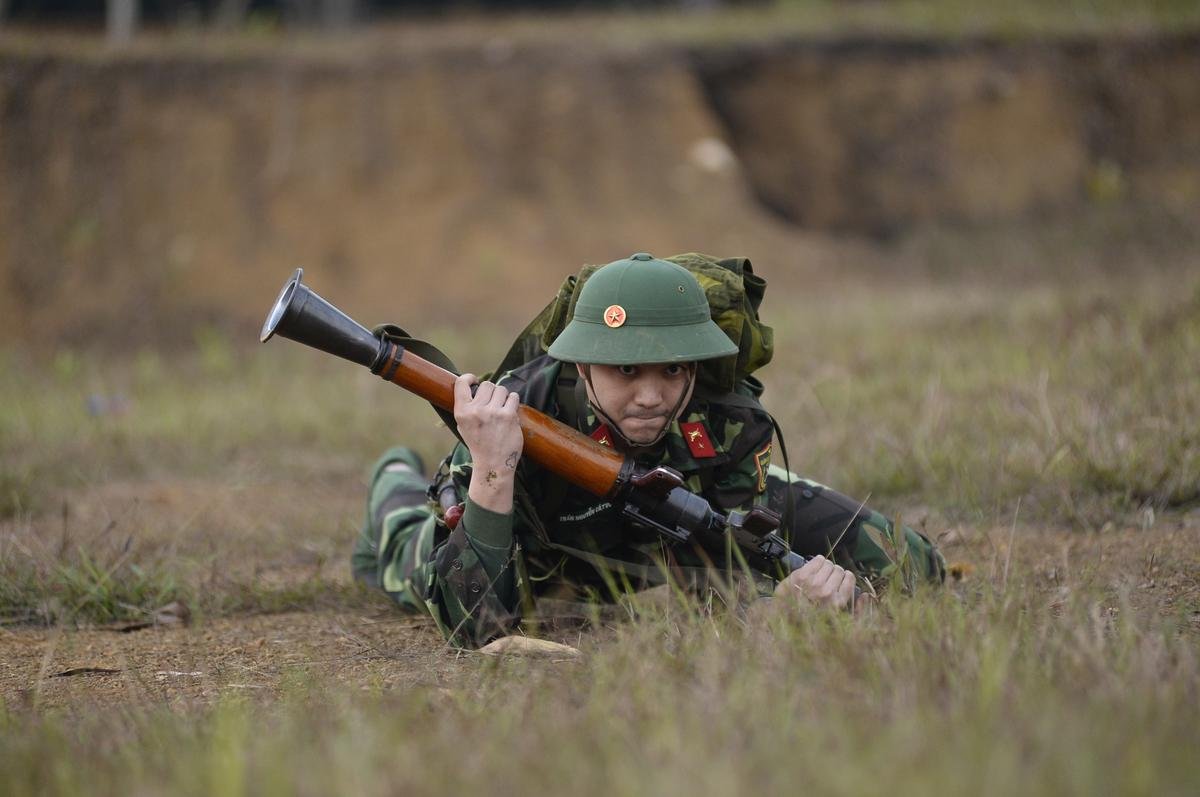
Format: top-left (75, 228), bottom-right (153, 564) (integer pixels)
top-left (352, 354), bottom-right (944, 648)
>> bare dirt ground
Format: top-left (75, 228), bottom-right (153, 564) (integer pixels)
top-left (0, 468), bottom-right (585, 710)
top-left (1, 607), bottom-right (467, 711)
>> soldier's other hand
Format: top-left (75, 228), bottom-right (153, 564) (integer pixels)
top-left (774, 555), bottom-right (859, 612)
top-left (453, 373), bottom-right (523, 472)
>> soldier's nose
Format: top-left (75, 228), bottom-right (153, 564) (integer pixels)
top-left (632, 379), bottom-right (664, 407)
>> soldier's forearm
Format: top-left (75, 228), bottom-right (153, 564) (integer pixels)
top-left (466, 465), bottom-right (517, 515)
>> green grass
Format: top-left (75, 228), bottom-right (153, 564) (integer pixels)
top-left (2, 0), bottom-right (1199, 63)
top-left (766, 278), bottom-right (1200, 528)
top-left (0, 331), bottom-right (460, 489)
top-left (1, 255), bottom-right (1197, 625)
top-left (211, 576), bottom-right (378, 617)
top-left (0, 510), bottom-right (373, 625)
top-left (3, 272), bottom-right (1196, 527)
top-left (769, 0), bottom-right (1200, 37)
top-left (0, 219), bottom-right (1197, 792)
top-left (1, 582), bottom-right (1196, 796)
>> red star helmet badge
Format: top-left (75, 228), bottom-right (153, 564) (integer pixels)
top-left (604, 305), bottom-right (627, 328)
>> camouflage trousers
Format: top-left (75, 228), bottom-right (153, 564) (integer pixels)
top-left (761, 464), bottom-right (945, 584)
top-left (351, 447), bottom-right (945, 612)
top-left (350, 447), bottom-right (441, 611)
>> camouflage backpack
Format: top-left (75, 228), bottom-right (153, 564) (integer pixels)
top-left (492, 253), bottom-right (775, 395)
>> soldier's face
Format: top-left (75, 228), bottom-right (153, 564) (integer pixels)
top-left (579, 362), bottom-right (695, 444)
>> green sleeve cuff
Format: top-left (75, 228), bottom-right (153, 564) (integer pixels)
top-left (461, 498), bottom-right (515, 550)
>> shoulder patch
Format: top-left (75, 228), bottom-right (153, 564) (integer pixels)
top-left (680, 421), bottom-right (717, 459)
top-left (753, 441), bottom-right (772, 493)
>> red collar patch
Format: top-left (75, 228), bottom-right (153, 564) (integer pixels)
top-left (590, 424), bottom-right (615, 447)
top-left (679, 421), bottom-right (716, 459)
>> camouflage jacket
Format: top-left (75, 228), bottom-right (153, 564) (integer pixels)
top-left (423, 354), bottom-right (776, 645)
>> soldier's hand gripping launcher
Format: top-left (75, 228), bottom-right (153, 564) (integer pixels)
top-left (260, 269), bottom-right (809, 578)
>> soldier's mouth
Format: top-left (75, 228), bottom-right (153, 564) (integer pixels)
top-left (619, 416), bottom-right (670, 439)
top-left (623, 414), bottom-right (666, 424)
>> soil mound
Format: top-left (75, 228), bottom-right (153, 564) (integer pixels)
top-left (1, 33), bottom-right (1196, 345)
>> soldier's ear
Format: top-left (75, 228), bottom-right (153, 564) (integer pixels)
top-left (575, 363), bottom-right (585, 378)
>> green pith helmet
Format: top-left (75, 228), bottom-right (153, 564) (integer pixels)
top-left (547, 253), bottom-right (739, 365)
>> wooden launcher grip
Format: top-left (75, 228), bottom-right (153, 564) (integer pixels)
top-left (373, 340), bottom-right (627, 498)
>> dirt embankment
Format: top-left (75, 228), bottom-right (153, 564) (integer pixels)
top-left (1, 34), bottom-right (1197, 346)
top-left (698, 35), bottom-right (1200, 232)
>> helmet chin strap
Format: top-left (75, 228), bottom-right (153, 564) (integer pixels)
top-left (578, 364), bottom-right (697, 451)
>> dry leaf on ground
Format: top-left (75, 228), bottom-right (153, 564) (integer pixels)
top-left (477, 636), bottom-right (583, 660)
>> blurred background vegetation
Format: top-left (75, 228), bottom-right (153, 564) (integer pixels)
top-left (4, 0), bottom-right (1200, 37)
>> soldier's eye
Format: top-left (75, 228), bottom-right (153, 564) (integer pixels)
top-left (664, 364), bottom-right (685, 377)
top-left (617, 365), bottom-right (638, 377)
